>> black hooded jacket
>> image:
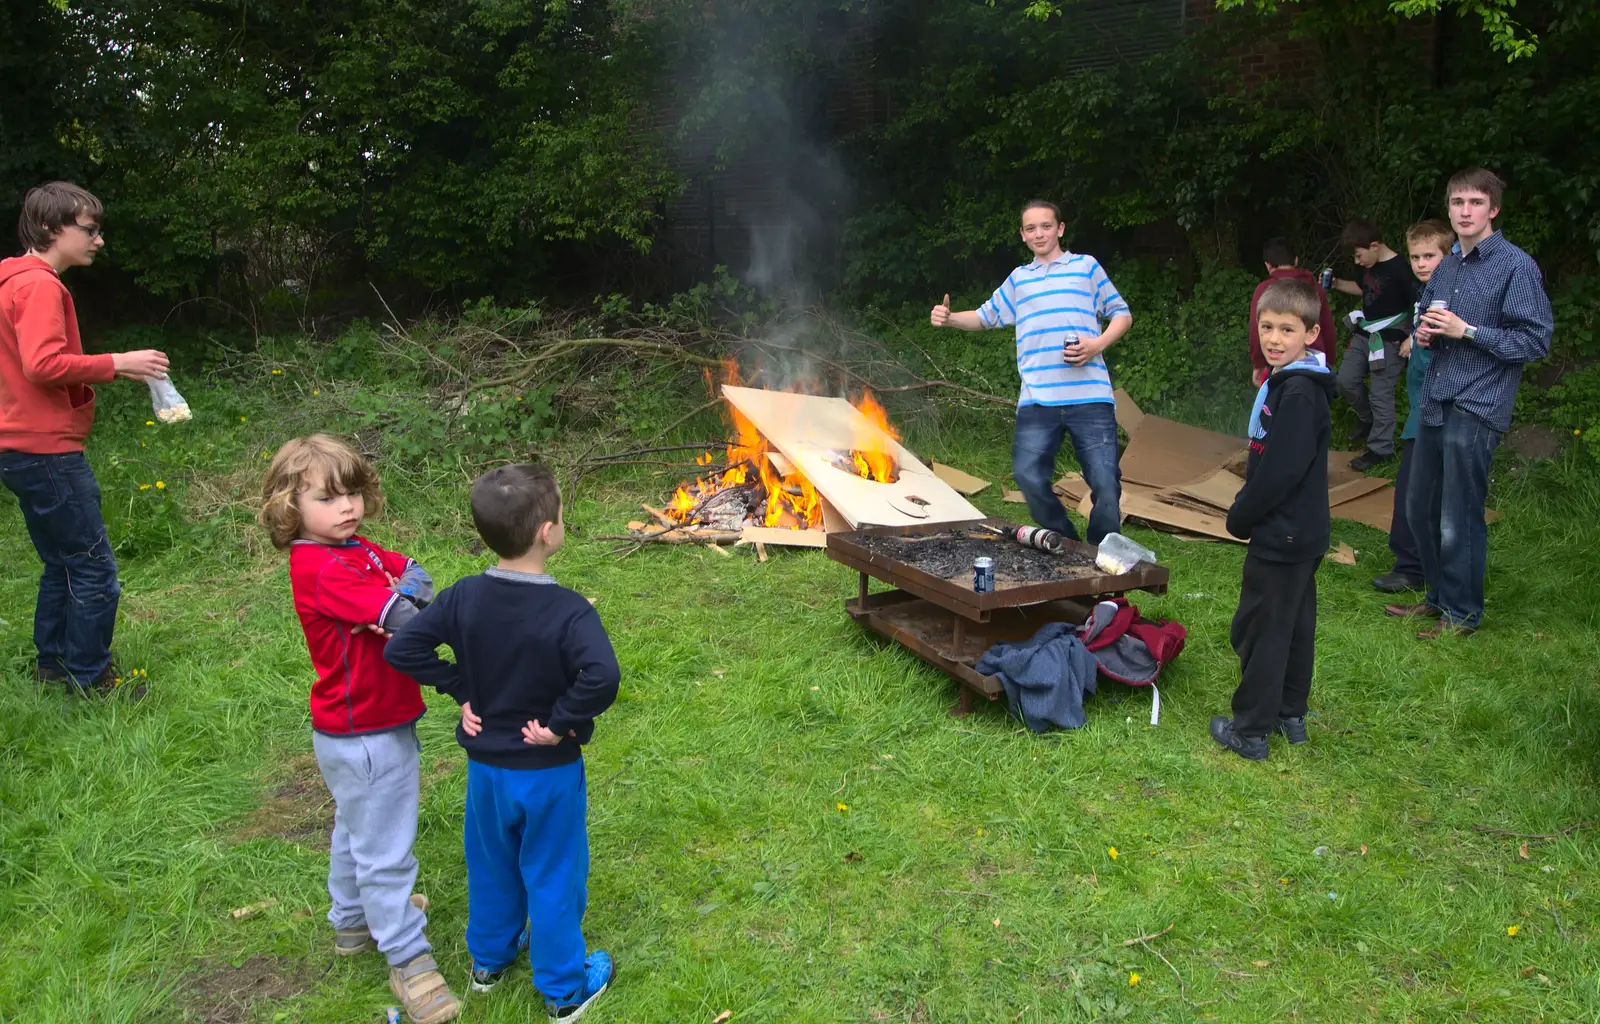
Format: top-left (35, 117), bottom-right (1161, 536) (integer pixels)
top-left (1226, 365), bottom-right (1338, 562)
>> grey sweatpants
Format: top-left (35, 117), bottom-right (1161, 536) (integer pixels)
top-left (1337, 334), bottom-right (1402, 457)
top-left (312, 723), bottom-right (431, 967)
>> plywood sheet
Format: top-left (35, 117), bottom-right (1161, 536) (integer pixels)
top-left (1171, 469), bottom-right (1245, 510)
top-left (722, 385), bottom-right (985, 529)
top-left (1118, 415), bottom-right (1247, 488)
top-left (932, 462), bottom-right (992, 496)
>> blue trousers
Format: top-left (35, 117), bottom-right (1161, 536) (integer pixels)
top-left (1405, 403), bottom-right (1500, 628)
top-left (1012, 401), bottom-right (1122, 544)
top-left (0, 450), bottom-right (120, 683)
top-left (465, 758), bottom-right (588, 1003)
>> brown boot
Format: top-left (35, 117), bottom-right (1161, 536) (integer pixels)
top-left (1418, 619), bottom-right (1477, 640)
top-left (389, 953), bottom-right (460, 1024)
top-left (1384, 602), bottom-right (1441, 619)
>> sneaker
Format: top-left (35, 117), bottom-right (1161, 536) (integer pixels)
top-left (1371, 571), bottom-right (1425, 594)
top-left (334, 893), bottom-right (429, 957)
top-left (1209, 716), bottom-right (1268, 762)
top-left (1275, 716), bottom-right (1309, 745)
top-left (469, 921), bottom-right (530, 993)
top-left (389, 953), bottom-right (460, 1024)
top-left (1349, 450), bottom-right (1393, 472)
top-left (546, 950), bottom-right (615, 1022)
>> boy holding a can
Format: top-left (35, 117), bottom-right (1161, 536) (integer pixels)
top-left (1331, 220), bottom-right (1420, 471)
top-left (1371, 219), bottom-right (1454, 594)
top-left (1388, 169), bottom-right (1553, 637)
top-left (1212, 277), bottom-right (1337, 761)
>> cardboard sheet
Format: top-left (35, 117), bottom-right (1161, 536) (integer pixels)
top-left (1118, 415), bottom-right (1247, 488)
top-left (1003, 489), bottom-right (1026, 503)
top-left (1330, 486), bottom-right (1394, 532)
top-left (1053, 472), bottom-right (1088, 503)
top-left (1113, 388), bottom-right (1145, 434)
top-left (1171, 469), bottom-right (1245, 510)
top-left (1326, 450), bottom-right (1367, 488)
top-left (931, 462), bottom-right (992, 496)
top-left (738, 526), bottom-right (828, 549)
top-left (722, 385), bottom-right (985, 529)
top-left (1327, 476), bottom-right (1391, 508)
top-left (1122, 489), bottom-right (1241, 543)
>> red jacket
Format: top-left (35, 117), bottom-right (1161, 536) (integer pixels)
top-left (0, 255), bottom-right (115, 453)
top-left (1249, 267), bottom-right (1336, 377)
top-left (289, 535), bottom-right (426, 735)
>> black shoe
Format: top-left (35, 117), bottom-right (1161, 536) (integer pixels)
top-left (1346, 422), bottom-right (1372, 442)
top-left (1210, 716), bottom-right (1268, 761)
top-left (1275, 716), bottom-right (1309, 745)
top-left (1349, 450), bottom-right (1392, 472)
top-left (1371, 570), bottom-right (1425, 594)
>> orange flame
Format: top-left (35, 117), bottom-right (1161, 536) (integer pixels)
top-left (662, 371), bottom-right (902, 529)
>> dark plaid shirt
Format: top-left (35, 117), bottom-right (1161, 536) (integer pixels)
top-left (1418, 231), bottom-right (1553, 432)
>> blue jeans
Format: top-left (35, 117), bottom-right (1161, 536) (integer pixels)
top-left (0, 450), bottom-right (120, 683)
top-left (1012, 402), bottom-right (1122, 544)
top-left (1405, 403), bottom-right (1500, 628)
top-left (465, 758), bottom-right (589, 1003)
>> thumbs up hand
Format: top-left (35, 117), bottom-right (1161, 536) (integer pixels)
top-left (930, 293), bottom-right (952, 327)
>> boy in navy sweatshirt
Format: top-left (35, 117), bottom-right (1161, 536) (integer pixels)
top-left (1212, 278), bottom-right (1337, 762)
top-left (385, 463), bottom-right (619, 1020)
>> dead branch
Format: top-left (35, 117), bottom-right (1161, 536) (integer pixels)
top-left (1121, 924), bottom-right (1176, 946)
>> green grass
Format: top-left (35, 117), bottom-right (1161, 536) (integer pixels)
top-left (3, 369), bottom-right (1600, 1023)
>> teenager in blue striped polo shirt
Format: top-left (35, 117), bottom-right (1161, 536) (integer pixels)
top-left (930, 199), bottom-right (1133, 544)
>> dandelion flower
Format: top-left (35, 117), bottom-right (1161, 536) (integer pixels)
top-left (1128, 972), bottom-right (1140, 986)
top-left (271, 369), bottom-right (283, 375)
top-left (240, 416), bottom-right (248, 423)
top-left (155, 481), bottom-right (165, 490)
top-left (1507, 925), bottom-right (1520, 937)
top-left (1108, 846), bottom-right (1119, 860)
top-left (975, 828), bottom-right (985, 837)
top-left (139, 484), bottom-right (151, 491)
top-left (145, 420), bottom-right (154, 426)
top-left (313, 390), bottom-right (320, 396)
top-left (836, 803), bottom-right (849, 813)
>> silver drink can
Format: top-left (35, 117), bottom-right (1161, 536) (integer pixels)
top-left (1319, 268), bottom-right (1334, 291)
top-left (973, 556), bottom-right (996, 593)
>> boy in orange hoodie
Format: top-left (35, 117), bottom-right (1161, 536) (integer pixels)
top-left (0, 182), bottom-right (170, 694)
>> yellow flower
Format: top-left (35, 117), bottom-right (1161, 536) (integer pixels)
top-left (139, 484), bottom-right (151, 491)
top-left (1575, 428), bottom-right (1583, 436)
top-left (271, 369), bottom-right (283, 375)
top-left (1507, 925), bottom-right (1520, 937)
top-left (1108, 846), bottom-right (1119, 860)
top-left (836, 803), bottom-right (849, 813)
top-left (155, 481), bottom-right (165, 490)
top-left (145, 420), bottom-right (154, 426)
top-left (240, 416), bottom-right (247, 423)
top-left (312, 390), bottom-right (320, 396)
top-left (1128, 972), bottom-right (1141, 986)
top-left (975, 828), bottom-right (985, 837)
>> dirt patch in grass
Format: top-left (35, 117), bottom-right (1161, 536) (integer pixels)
top-left (235, 753), bottom-right (333, 845)
top-left (179, 955), bottom-right (311, 1024)
top-left (1505, 425), bottom-right (1566, 460)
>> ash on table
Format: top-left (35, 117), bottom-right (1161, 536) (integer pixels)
top-left (855, 527), bottom-right (1096, 584)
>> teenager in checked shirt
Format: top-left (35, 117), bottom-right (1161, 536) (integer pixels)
top-left (1387, 168), bottom-right (1554, 637)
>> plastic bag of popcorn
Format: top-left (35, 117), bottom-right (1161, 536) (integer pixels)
top-left (148, 376), bottom-right (193, 424)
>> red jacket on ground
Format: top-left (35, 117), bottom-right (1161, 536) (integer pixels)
top-left (289, 535), bottom-right (427, 735)
top-left (0, 255), bottom-right (115, 453)
top-left (1248, 267), bottom-right (1336, 377)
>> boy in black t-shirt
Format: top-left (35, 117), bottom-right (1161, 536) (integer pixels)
top-left (1332, 220), bottom-right (1420, 471)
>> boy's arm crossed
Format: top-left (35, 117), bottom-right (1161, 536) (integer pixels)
top-left (312, 557), bottom-right (419, 634)
top-left (382, 593), bottom-right (465, 703)
top-left (1226, 392), bottom-right (1320, 539)
top-left (545, 607), bottom-right (621, 738)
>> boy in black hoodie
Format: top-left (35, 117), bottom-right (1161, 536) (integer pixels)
top-left (1212, 278), bottom-right (1338, 761)
top-left (385, 463), bottom-right (618, 1019)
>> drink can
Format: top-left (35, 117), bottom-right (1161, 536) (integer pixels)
top-left (1318, 268), bottom-right (1333, 291)
top-left (1012, 526), bottom-right (1064, 553)
top-left (973, 556), bottom-right (995, 593)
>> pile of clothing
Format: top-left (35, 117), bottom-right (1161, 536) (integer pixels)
top-left (974, 598), bottom-right (1186, 731)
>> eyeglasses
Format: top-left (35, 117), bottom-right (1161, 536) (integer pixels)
top-left (71, 223), bottom-right (103, 240)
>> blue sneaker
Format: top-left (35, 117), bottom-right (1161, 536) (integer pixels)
top-left (545, 950), bottom-right (614, 1021)
top-left (470, 922), bottom-right (532, 993)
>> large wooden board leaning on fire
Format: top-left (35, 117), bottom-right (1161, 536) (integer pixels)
top-left (621, 384), bottom-right (985, 551)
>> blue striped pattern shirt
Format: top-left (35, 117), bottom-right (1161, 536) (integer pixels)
top-left (976, 252), bottom-right (1131, 408)
top-left (1417, 232), bottom-right (1553, 432)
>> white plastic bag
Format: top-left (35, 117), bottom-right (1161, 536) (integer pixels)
top-left (148, 376), bottom-right (192, 424)
top-left (1096, 532), bottom-right (1158, 575)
